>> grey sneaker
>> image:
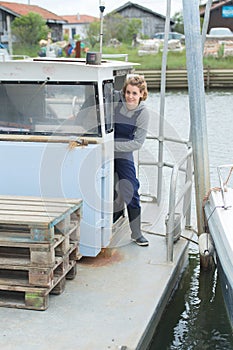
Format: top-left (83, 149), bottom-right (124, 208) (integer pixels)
top-left (132, 235), bottom-right (149, 246)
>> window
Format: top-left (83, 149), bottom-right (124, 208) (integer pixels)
top-left (103, 81), bottom-right (114, 133)
top-left (0, 81), bottom-right (101, 137)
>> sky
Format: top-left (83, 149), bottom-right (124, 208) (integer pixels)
top-left (4, 0), bottom-right (185, 17)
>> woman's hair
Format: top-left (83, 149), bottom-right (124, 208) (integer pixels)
top-left (122, 75), bottom-right (148, 101)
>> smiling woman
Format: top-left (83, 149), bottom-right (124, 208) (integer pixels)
top-left (113, 75), bottom-right (150, 246)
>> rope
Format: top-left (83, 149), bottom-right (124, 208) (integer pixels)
top-left (142, 227), bottom-right (199, 245)
top-left (223, 166), bottom-right (233, 187)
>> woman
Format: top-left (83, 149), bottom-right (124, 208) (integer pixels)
top-left (114, 75), bottom-right (149, 246)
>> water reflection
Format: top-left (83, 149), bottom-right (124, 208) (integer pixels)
top-left (150, 252), bottom-right (233, 349)
top-left (148, 89), bottom-right (233, 349)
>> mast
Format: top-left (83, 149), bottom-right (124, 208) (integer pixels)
top-left (182, 0), bottom-right (210, 233)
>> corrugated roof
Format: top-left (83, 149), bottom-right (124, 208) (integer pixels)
top-left (62, 14), bottom-right (99, 24)
top-left (0, 1), bottom-right (66, 22)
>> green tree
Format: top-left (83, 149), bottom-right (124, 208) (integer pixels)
top-left (11, 12), bottom-right (49, 46)
top-left (104, 13), bottom-right (142, 44)
top-left (126, 18), bottom-right (142, 44)
top-left (104, 13), bottom-right (128, 44)
top-left (172, 12), bottom-right (184, 34)
top-left (85, 20), bottom-right (100, 48)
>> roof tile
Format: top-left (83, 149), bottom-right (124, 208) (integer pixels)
top-left (0, 1), bottom-right (65, 21)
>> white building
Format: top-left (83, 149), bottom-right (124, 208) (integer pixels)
top-left (62, 14), bottom-right (99, 40)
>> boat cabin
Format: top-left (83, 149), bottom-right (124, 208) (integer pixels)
top-left (0, 56), bottom-right (136, 257)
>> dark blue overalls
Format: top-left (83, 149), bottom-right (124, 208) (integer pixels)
top-left (114, 101), bottom-right (141, 213)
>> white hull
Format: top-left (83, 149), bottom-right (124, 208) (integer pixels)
top-left (204, 187), bottom-right (233, 328)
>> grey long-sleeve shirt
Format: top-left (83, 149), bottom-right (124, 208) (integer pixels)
top-left (114, 90), bottom-right (150, 153)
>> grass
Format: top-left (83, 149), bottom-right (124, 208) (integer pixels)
top-left (102, 44), bottom-right (233, 70)
top-left (12, 42), bottom-right (233, 70)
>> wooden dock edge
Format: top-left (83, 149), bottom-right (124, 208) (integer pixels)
top-left (136, 68), bottom-right (233, 89)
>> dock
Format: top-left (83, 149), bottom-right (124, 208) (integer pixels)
top-left (0, 196), bottom-right (193, 349)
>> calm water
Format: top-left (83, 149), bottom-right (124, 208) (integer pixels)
top-left (147, 89), bottom-right (233, 349)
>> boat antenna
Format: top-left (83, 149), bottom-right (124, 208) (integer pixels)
top-left (99, 0), bottom-right (105, 56)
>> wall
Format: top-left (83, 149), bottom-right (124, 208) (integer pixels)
top-left (118, 7), bottom-right (168, 38)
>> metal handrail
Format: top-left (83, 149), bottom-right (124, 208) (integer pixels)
top-left (166, 147), bottom-right (193, 262)
top-left (102, 54), bottom-right (128, 61)
top-left (217, 164), bottom-right (233, 209)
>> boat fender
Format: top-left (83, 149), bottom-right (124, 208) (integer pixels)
top-left (198, 233), bottom-right (215, 270)
top-left (198, 232), bottom-right (214, 256)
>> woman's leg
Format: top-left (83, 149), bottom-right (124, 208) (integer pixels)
top-left (114, 157), bottom-right (149, 245)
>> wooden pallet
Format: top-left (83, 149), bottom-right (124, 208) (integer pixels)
top-left (0, 221), bottom-right (80, 267)
top-left (0, 195), bottom-right (82, 310)
top-left (0, 243), bottom-right (78, 288)
top-left (0, 195), bottom-right (82, 242)
top-left (0, 261), bottom-right (77, 311)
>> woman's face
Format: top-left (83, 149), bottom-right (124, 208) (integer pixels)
top-left (125, 84), bottom-right (143, 110)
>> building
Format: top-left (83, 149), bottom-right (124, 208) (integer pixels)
top-left (62, 14), bottom-right (99, 40)
top-left (200, 0), bottom-right (233, 32)
top-left (0, 1), bottom-right (66, 43)
top-left (109, 1), bottom-right (174, 38)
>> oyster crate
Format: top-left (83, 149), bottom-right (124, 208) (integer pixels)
top-left (0, 195), bottom-right (82, 310)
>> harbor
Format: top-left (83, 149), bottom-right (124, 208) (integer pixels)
top-left (0, 0), bottom-right (233, 349)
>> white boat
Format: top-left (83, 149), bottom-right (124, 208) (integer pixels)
top-left (204, 165), bottom-right (233, 328)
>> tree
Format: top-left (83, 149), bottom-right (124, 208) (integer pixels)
top-left (84, 13), bottom-right (142, 48)
top-left (11, 12), bottom-right (49, 46)
top-left (104, 13), bottom-right (128, 44)
top-left (85, 20), bottom-right (100, 48)
top-left (172, 12), bottom-right (184, 34)
top-left (104, 13), bottom-right (142, 44)
top-left (126, 18), bottom-right (142, 43)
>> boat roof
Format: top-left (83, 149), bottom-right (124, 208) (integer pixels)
top-left (0, 56), bottom-right (138, 82)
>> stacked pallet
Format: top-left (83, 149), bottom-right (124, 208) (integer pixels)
top-left (0, 195), bottom-right (82, 310)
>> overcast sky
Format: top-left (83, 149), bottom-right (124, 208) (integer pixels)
top-left (5, 0), bottom-right (186, 17)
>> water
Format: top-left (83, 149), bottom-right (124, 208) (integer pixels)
top-left (147, 89), bottom-right (233, 349)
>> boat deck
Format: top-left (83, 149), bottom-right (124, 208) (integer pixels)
top-left (0, 199), bottom-right (193, 350)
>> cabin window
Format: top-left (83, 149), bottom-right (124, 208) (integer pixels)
top-left (0, 81), bottom-right (101, 137)
top-left (103, 81), bottom-right (114, 133)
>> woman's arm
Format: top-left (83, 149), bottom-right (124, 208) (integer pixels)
top-left (114, 107), bottom-right (149, 153)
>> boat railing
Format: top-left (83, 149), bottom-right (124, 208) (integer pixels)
top-left (102, 53), bottom-right (128, 61)
top-left (0, 51), bottom-right (31, 61)
top-left (138, 137), bottom-right (193, 262)
top-left (217, 164), bottom-right (233, 209)
top-left (166, 147), bottom-right (193, 262)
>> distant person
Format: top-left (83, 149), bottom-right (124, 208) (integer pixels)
top-left (65, 43), bottom-right (73, 57)
top-left (114, 75), bottom-right (150, 246)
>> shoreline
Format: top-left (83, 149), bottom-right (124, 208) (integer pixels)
top-left (136, 68), bottom-right (233, 89)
